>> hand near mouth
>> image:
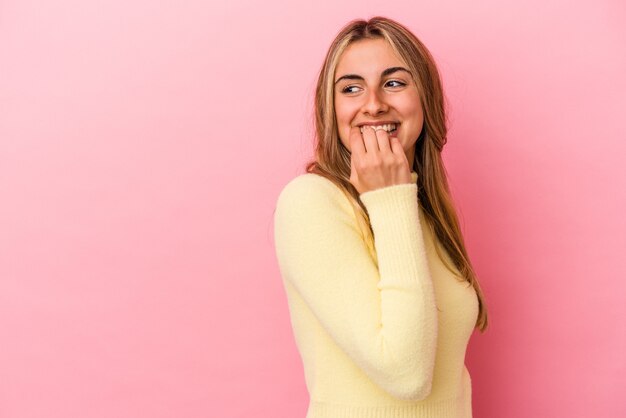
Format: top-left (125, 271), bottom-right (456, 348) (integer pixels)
top-left (348, 125), bottom-right (413, 195)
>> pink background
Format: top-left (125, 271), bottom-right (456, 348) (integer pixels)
top-left (1, 1), bottom-right (625, 417)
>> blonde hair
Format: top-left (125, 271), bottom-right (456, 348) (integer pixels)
top-left (305, 16), bottom-right (489, 332)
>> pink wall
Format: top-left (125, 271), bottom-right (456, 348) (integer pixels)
top-left (1, 1), bottom-right (624, 417)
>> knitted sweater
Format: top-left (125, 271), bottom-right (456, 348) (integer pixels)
top-left (273, 170), bottom-right (479, 418)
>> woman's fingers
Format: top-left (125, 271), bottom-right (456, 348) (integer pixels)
top-left (374, 127), bottom-right (393, 154)
top-left (359, 125), bottom-right (397, 156)
top-left (389, 135), bottom-right (403, 155)
top-left (349, 124), bottom-right (410, 193)
top-left (349, 126), bottom-right (367, 156)
top-left (360, 125), bottom-right (380, 153)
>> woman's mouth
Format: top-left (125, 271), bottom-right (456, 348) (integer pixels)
top-left (359, 123), bottom-right (399, 137)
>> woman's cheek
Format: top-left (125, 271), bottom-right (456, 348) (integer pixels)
top-left (341, 130), bottom-right (350, 151)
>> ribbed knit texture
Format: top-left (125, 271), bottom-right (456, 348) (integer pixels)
top-left (274, 171), bottom-right (478, 418)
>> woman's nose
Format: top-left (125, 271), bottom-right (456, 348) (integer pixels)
top-left (362, 89), bottom-right (389, 115)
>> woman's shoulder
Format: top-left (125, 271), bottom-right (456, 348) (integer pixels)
top-left (278, 172), bottom-right (346, 197)
top-left (275, 172), bottom-right (352, 216)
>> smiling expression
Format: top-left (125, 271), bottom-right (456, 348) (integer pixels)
top-left (333, 38), bottom-right (424, 165)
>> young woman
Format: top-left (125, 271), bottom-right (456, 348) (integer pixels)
top-left (274, 16), bottom-right (489, 418)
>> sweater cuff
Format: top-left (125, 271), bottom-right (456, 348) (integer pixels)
top-left (359, 183), bottom-right (423, 285)
top-left (359, 183), bottom-right (419, 220)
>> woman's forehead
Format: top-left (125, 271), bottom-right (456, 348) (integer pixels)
top-left (336, 39), bottom-right (407, 76)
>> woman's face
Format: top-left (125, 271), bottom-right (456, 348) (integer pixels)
top-left (334, 38), bottom-right (424, 165)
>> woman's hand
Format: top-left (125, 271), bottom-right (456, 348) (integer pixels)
top-left (348, 125), bottom-right (413, 195)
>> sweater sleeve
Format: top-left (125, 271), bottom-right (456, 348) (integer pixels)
top-left (273, 174), bottom-right (438, 401)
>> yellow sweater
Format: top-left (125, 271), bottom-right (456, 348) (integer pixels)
top-left (273, 170), bottom-right (479, 418)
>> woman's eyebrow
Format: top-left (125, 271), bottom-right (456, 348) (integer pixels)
top-left (334, 66), bottom-right (411, 84)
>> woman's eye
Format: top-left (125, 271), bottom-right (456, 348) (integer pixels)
top-left (342, 86), bottom-right (359, 94)
top-left (341, 80), bottom-right (405, 94)
top-left (386, 80), bottom-right (406, 88)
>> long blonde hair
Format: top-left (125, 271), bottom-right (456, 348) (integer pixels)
top-left (305, 16), bottom-right (489, 332)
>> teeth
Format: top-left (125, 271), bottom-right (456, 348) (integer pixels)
top-left (359, 123), bottom-right (398, 133)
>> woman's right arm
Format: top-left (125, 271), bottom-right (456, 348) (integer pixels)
top-left (273, 174), bottom-right (438, 401)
